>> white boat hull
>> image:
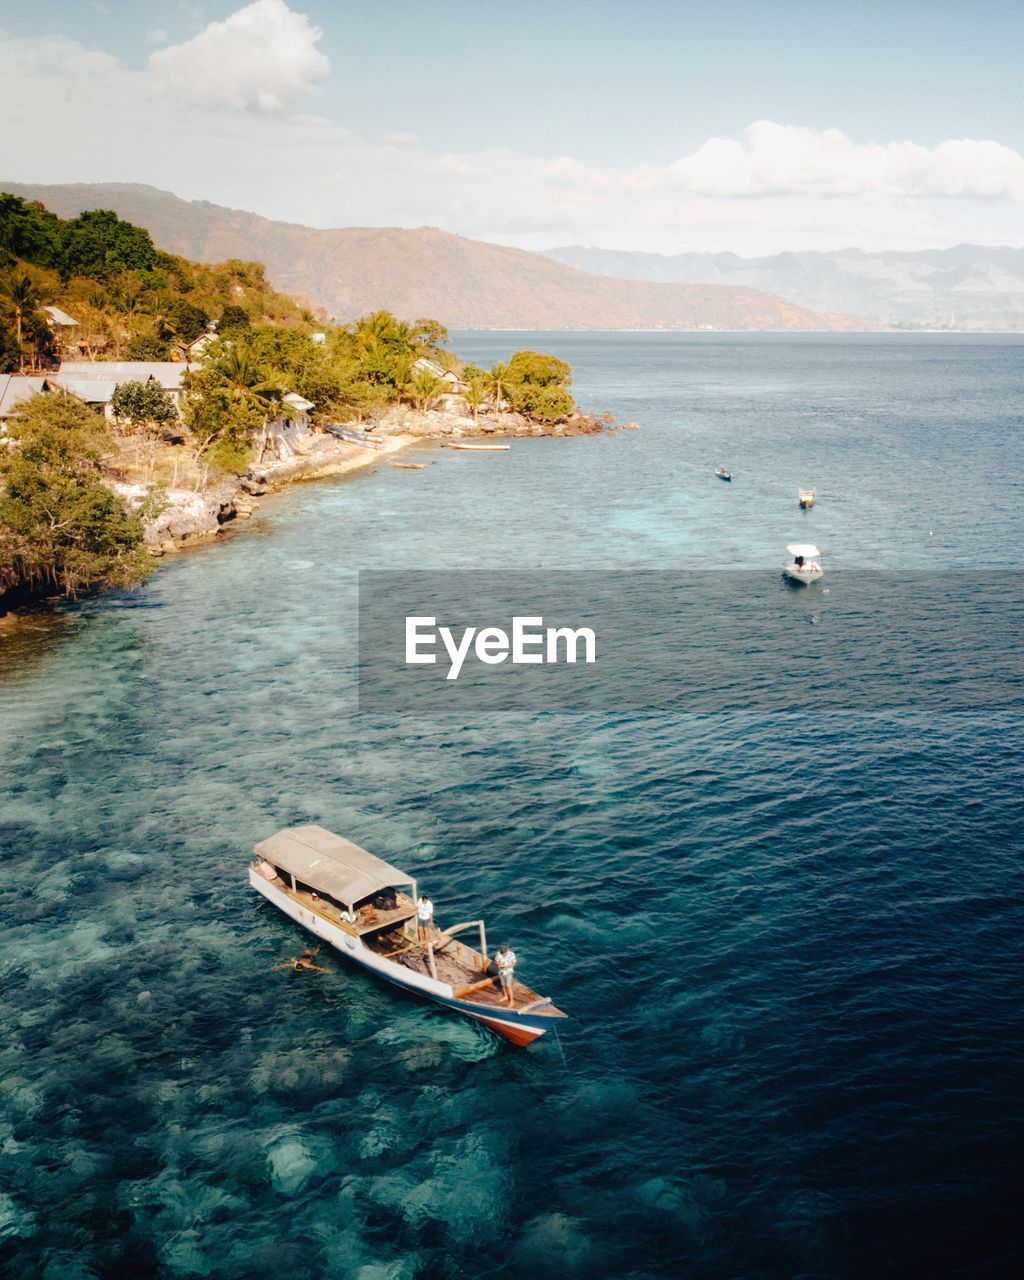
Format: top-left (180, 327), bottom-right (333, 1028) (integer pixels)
top-left (783, 564), bottom-right (824, 584)
top-left (250, 868), bottom-right (556, 1045)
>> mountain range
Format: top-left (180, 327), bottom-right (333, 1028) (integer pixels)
top-left (544, 244), bottom-right (1024, 331)
top-left (1, 182), bottom-right (862, 333)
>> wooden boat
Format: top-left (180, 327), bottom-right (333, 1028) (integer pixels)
top-left (783, 542), bottom-right (824, 584)
top-left (446, 441), bottom-right (510, 452)
top-left (250, 825), bottom-right (566, 1046)
top-left (324, 423), bottom-right (384, 450)
top-left (715, 466), bottom-right (732, 481)
top-left (799, 488), bottom-right (816, 509)
top-left (390, 461), bottom-right (427, 470)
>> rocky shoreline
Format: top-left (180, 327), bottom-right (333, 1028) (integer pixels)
top-left (0, 404), bottom-right (634, 619)
top-left (136, 405), bottom-right (627, 558)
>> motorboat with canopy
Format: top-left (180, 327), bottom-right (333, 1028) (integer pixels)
top-left (250, 825), bottom-right (566, 1046)
top-left (783, 543), bottom-right (823, 583)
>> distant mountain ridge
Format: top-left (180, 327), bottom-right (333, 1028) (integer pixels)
top-left (0, 182), bottom-right (866, 333)
top-left (544, 244), bottom-right (1024, 331)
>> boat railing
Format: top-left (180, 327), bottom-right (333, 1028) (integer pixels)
top-left (438, 919), bottom-right (489, 969)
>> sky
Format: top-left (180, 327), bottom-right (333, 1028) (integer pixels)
top-left (2, 0), bottom-right (1024, 255)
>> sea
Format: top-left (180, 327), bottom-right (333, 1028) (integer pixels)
top-left (1, 333), bottom-right (1022, 1279)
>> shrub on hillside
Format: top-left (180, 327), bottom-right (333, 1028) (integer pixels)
top-left (0, 393), bottom-right (152, 598)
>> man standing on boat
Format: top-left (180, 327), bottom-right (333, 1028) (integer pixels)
top-left (495, 944), bottom-right (517, 1006)
top-left (416, 894), bottom-right (434, 944)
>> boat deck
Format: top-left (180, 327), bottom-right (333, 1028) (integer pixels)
top-left (370, 927), bottom-right (547, 1010)
top-left (259, 866), bottom-right (556, 1013)
top-left (288, 885), bottom-right (417, 936)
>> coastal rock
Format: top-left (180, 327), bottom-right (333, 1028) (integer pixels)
top-left (142, 483), bottom-right (236, 549)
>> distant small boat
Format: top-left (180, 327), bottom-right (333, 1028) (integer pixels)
top-left (715, 466), bottom-right (732, 481)
top-left (799, 488), bottom-right (816, 509)
top-left (390, 461), bottom-right (427, 470)
top-left (447, 441), bottom-right (510, 452)
top-left (783, 543), bottom-right (824, 584)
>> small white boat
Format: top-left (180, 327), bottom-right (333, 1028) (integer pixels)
top-left (783, 542), bottom-right (824, 583)
top-left (783, 542), bottom-right (823, 584)
top-left (715, 466), bottom-right (732, 481)
top-left (446, 441), bottom-right (510, 452)
top-left (250, 825), bottom-right (566, 1046)
top-left (799, 488), bottom-right (816, 509)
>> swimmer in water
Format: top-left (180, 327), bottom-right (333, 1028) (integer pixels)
top-left (273, 945), bottom-right (327, 973)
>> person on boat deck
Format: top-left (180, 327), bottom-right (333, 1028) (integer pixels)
top-left (795, 554), bottom-right (805, 569)
top-left (416, 895), bottom-right (434, 943)
top-left (273, 945), bottom-right (327, 974)
top-left (495, 944), bottom-right (517, 1006)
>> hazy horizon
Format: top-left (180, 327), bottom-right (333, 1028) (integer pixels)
top-left (3, 1), bottom-right (1024, 256)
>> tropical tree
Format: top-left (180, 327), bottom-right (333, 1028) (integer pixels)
top-left (0, 272), bottom-right (44, 370)
top-left (218, 304), bottom-right (251, 333)
top-left (406, 367), bottom-right (445, 411)
top-left (503, 350), bottom-right (574, 421)
top-left (486, 361), bottom-right (511, 411)
top-left (0, 392), bottom-right (152, 598)
top-left (60, 209), bottom-right (157, 279)
top-left (183, 342), bottom-right (291, 471)
top-left (125, 332), bottom-right (170, 360)
top-left (462, 377), bottom-right (488, 422)
top-left (111, 380), bottom-right (179, 429)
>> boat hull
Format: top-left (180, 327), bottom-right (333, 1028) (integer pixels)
top-left (251, 869), bottom-right (556, 1045)
top-left (783, 565), bottom-right (824, 584)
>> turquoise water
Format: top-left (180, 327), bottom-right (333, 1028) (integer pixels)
top-left (1, 335), bottom-right (1022, 1277)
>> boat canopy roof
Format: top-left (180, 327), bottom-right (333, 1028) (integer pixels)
top-left (254, 825), bottom-right (413, 908)
top-left (786, 543), bottom-right (821, 558)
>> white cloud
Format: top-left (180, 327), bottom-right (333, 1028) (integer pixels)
top-left (2, 26), bottom-right (1024, 255)
top-left (662, 121), bottom-right (1024, 200)
top-left (148, 0), bottom-right (329, 112)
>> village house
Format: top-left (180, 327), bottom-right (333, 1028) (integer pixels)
top-left (41, 306), bottom-right (80, 357)
top-left (255, 391), bottom-right (315, 461)
top-left (15, 362), bottom-right (314, 457)
top-left (54, 361), bottom-right (198, 420)
top-left (0, 374), bottom-right (54, 437)
top-left (175, 330), bottom-right (217, 361)
top-left (412, 356), bottom-right (465, 393)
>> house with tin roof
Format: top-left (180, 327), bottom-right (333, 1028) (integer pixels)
top-left (54, 361), bottom-right (199, 420)
top-left (0, 374), bottom-right (51, 420)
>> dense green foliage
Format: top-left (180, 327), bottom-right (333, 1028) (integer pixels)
top-left (218, 304), bottom-right (251, 333)
top-left (110, 380), bottom-right (180, 427)
top-left (503, 350), bottom-right (575, 421)
top-left (0, 193), bottom-right (312, 369)
top-left (0, 195), bottom-right (580, 604)
top-left (0, 394), bottom-right (152, 600)
top-left (183, 345), bottom-right (291, 473)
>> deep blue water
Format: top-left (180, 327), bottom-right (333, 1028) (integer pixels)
top-left (1, 334), bottom-right (1023, 1279)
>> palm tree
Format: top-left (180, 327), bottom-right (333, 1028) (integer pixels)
top-left (206, 344), bottom-right (293, 459)
top-left (1, 273), bottom-right (43, 371)
top-left (462, 378), bottom-right (488, 422)
top-left (406, 368), bottom-right (445, 412)
top-left (487, 361), bottom-right (511, 411)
